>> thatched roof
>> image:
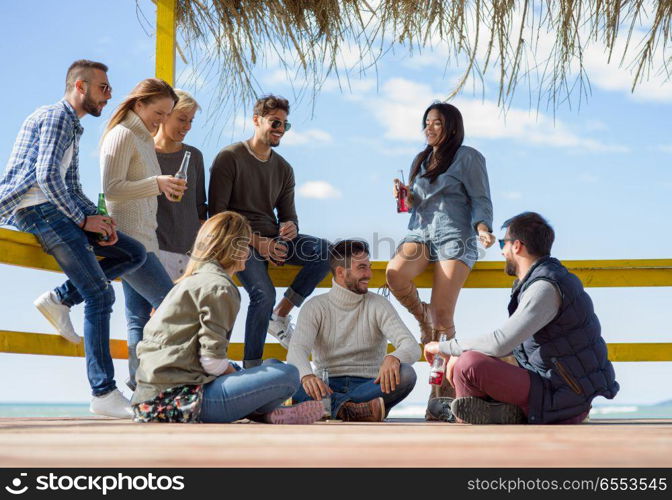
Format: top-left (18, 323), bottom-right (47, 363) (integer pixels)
top-left (144, 0), bottom-right (672, 115)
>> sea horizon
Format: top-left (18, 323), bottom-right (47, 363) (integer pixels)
top-left (2, 400), bottom-right (671, 420)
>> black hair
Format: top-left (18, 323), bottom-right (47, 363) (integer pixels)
top-left (328, 239), bottom-right (370, 274)
top-left (409, 102), bottom-right (464, 184)
top-left (501, 212), bottom-right (555, 257)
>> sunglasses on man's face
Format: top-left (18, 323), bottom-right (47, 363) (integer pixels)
top-left (498, 238), bottom-right (524, 249)
top-left (498, 239), bottom-right (512, 249)
top-left (265, 117), bottom-right (291, 131)
top-left (83, 80), bottom-right (112, 95)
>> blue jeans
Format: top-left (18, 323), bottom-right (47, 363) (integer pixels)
top-left (236, 234), bottom-right (330, 366)
top-left (292, 363), bottom-right (417, 418)
top-left (200, 359), bottom-right (300, 423)
top-left (13, 202), bottom-right (146, 396)
top-left (121, 252), bottom-right (174, 389)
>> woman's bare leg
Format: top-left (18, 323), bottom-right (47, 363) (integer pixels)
top-left (428, 259), bottom-right (471, 403)
top-left (385, 243), bottom-right (432, 341)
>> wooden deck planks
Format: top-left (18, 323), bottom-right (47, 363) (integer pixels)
top-left (1, 417), bottom-right (671, 468)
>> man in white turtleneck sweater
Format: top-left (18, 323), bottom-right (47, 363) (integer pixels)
top-left (287, 240), bottom-right (420, 421)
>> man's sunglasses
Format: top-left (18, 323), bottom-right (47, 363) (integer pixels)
top-left (265, 117), bottom-right (291, 131)
top-left (498, 238), bottom-right (523, 249)
top-left (83, 81), bottom-right (112, 94)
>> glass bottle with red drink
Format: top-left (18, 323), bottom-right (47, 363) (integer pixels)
top-left (429, 334), bottom-right (450, 385)
top-left (395, 169), bottom-right (409, 213)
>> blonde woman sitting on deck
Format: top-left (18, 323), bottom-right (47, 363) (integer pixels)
top-left (131, 211), bottom-right (323, 424)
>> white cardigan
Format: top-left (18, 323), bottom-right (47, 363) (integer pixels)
top-left (100, 111), bottom-right (162, 254)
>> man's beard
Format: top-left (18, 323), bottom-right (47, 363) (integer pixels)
top-left (504, 257), bottom-right (517, 277)
top-left (344, 273), bottom-right (368, 295)
top-left (82, 91), bottom-right (104, 117)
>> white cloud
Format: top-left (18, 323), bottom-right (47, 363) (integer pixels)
top-left (282, 129), bottom-right (333, 146)
top-left (365, 77), bottom-right (629, 152)
top-left (322, 77), bottom-right (378, 101)
top-left (233, 114), bottom-right (252, 135)
top-left (297, 181), bottom-right (342, 199)
top-left (262, 69), bottom-right (291, 87)
top-left (658, 145), bottom-right (672, 154)
top-left (501, 191), bottom-right (523, 200)
top-left (581, 40), bottom-right (672, 103)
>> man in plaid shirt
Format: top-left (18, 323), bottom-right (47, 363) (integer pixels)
top-left (0, 60), bottom-right (147, 418)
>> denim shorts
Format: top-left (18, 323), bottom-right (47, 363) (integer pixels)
top-left (400, 229), bottom-right (479, 268)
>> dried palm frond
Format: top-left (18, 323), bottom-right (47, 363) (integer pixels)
top-left (138, 0), bottom-right (672, 119)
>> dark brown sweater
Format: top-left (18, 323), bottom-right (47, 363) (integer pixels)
top-left (208, 142), bottom-right (298, 237)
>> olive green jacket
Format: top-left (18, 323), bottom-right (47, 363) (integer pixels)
top-left (131, 261), bottom-right (240, 404)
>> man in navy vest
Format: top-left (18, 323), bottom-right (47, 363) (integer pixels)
top-left (424, 212), bottom-right (619, 424)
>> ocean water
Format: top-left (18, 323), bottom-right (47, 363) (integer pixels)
top-left (1, 402), bottom-right (671, 419)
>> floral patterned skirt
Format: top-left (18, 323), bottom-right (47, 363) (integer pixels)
top-left (133, 385), bottom-right (203, 423)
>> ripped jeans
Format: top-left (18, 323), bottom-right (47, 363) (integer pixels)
top-left (14, 202), bottom-right (146, 396)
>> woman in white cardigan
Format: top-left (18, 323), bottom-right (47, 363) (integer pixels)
top-left (100, 78), bottom-right (186, 390)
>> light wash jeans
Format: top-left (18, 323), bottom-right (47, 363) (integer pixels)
top-left (236, 234), bottom-right (331, 367)
top-left (292, 363), bottom-right (417, 418)
top-left (121, 251), bottom-right (174, 389)
top-left (13, 202), bottom-right (146, 396)
top-left (200, 359), bottom-right (300, 423)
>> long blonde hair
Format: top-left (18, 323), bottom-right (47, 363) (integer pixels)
top-left (177, 212), bottom-right (252, 282)
top-left (103, 78), bottom-right (178, 139)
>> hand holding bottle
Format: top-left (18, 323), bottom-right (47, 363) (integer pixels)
top-left (157, 175), bottom-right (187, 202)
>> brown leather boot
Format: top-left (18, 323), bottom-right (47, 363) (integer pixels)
top-left (387, 282), bottom-right (433, 343)
top-left (336, 397), bottom-right (385, 422)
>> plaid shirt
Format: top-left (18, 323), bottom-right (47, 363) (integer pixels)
top-left (0, 99), bottom-right (97, 226)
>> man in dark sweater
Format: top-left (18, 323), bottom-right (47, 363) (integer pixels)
top-left (424, 212), bottom-right (619, 424)
top-left (208, 95), bottom-right (331, 368)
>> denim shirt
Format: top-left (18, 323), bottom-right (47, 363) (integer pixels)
top-left (408, 145), bottom-right (493, 241)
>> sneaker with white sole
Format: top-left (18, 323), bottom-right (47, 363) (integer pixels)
top-left (267, 314), bottom-right (294, 349)
top-left (34, 290), bottom-right (82, 344)
top-left (90, 389), bottom-right (133, 419)
top-left (263, 401), bottom-right (323, 424)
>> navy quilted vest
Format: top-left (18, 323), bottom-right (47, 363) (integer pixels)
top-left (509, 256), bottom-right (619, 424)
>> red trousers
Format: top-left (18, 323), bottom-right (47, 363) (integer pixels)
top-left (452, 351), bottom-right (588, 425)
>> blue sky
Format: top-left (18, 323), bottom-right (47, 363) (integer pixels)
top-left (1, 1), bottom-right (670, 407)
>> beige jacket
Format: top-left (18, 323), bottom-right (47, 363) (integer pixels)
top-left (100, 111), bottom-right (162, 253)
top-left (131, 261), bottom-right (241, 404)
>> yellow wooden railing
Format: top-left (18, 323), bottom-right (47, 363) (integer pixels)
top-left (1, 227), bottom-right (671, 362)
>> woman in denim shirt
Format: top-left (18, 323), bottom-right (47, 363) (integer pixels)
top-left (386, 102), bottom-right (495, 410)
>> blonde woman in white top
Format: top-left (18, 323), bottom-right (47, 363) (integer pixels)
top-left (100, 78), bottom-right (186, 390)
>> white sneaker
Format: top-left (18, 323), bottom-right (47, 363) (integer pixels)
top-left (90, 389), bottom-right (133, 419)
top-left (34, 291), bottom-right (82, 344)
top-left (267, 314), bottom-right (294, 349)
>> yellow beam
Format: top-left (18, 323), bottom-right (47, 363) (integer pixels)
top-left (607, 343), bottom-right (672, 362)
top-left (2, 331), bottom-right (671, 363)
top-left (2, 228), bottom-right (672, 288)
top-left (155, 0), bottom-right (176, 85)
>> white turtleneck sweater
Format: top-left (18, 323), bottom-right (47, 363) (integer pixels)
top-left (287, 281), bottom-right (421, 379)
top-left (100, 111), bottom-right (162, 254)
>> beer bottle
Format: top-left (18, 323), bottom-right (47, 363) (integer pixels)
top-left (97, 193), bottom-right (110, 242)
top-left (172, 150), bottom-right (191, 202)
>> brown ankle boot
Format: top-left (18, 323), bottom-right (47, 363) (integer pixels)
top-left (387, 282), bottom-right (433, 342)
top-left (337, 397), bottom-right (385, 422)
